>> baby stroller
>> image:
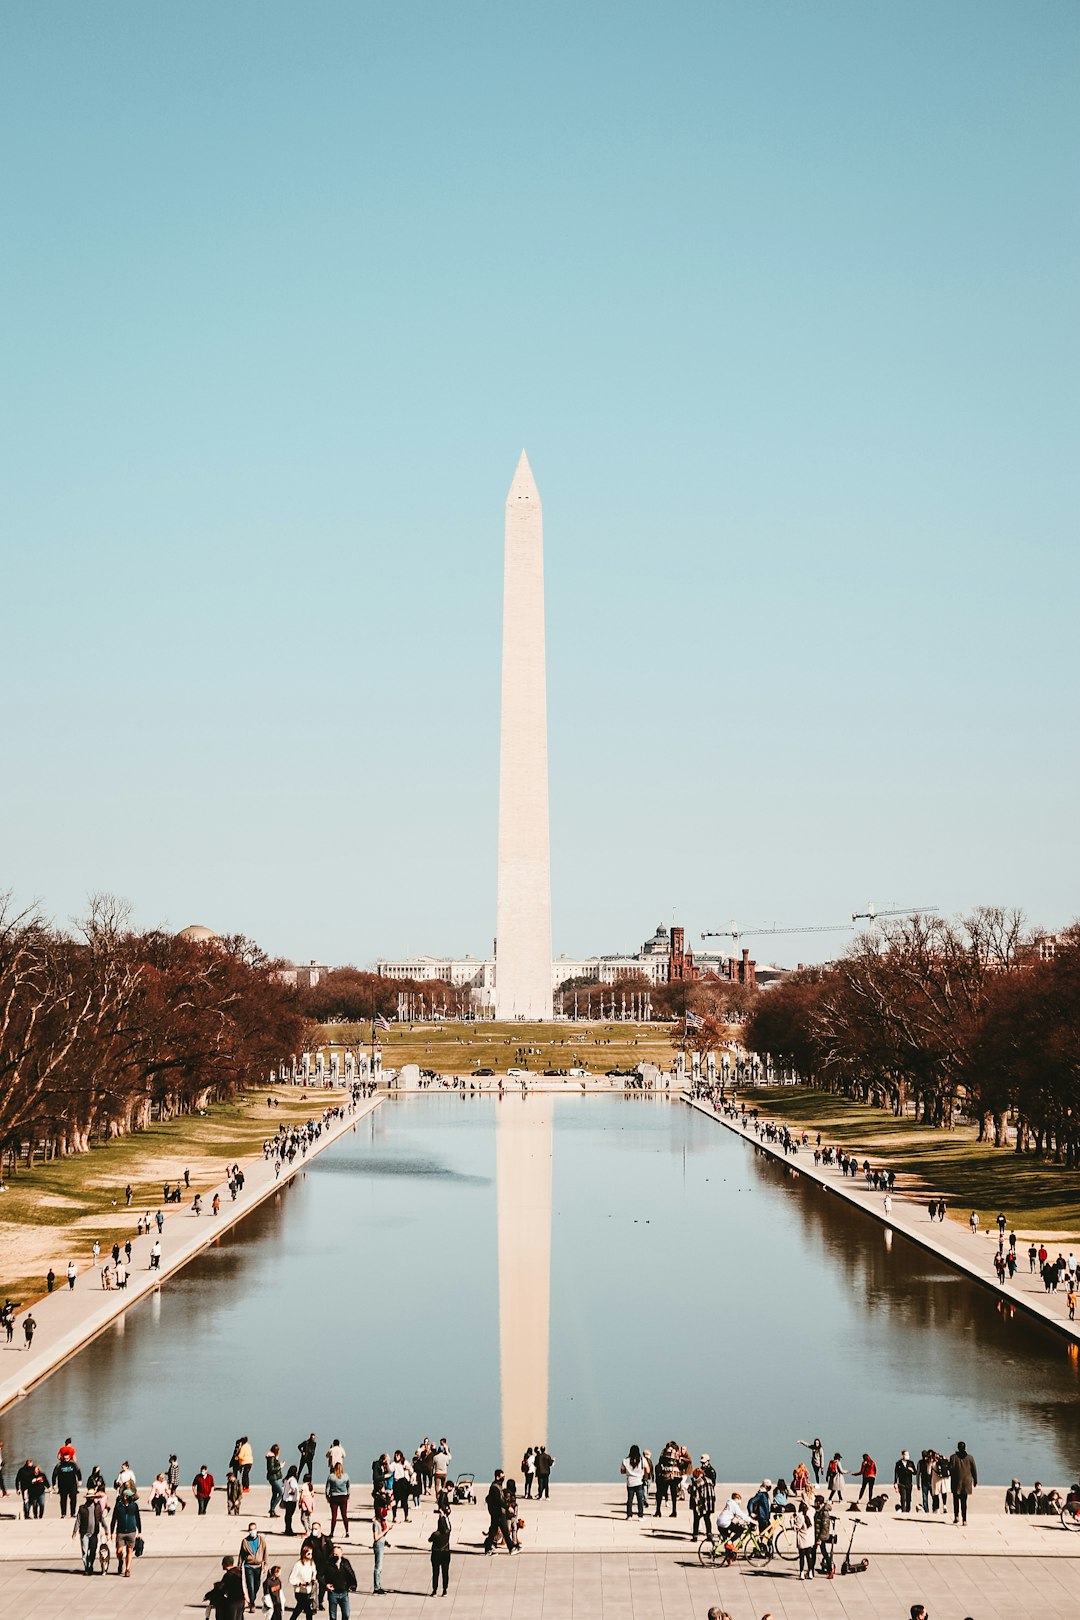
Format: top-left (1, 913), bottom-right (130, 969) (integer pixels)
top-left (452, 1473), bottom-right (476, 1504)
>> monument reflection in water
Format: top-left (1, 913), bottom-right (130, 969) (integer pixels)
top-left (5, 1093), bottom-right (1079, 1482)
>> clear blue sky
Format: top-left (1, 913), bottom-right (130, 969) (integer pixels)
top-left (3, 2), bottom-right (1077, 967)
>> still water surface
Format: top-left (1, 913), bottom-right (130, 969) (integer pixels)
top-left (5, 1095), bottom-right (1078, 1481)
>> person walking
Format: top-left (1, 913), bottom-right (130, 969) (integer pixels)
top-left (371, 1510), bottom-right (390, 1595)
top-left (482, 1470), bottom-right (512, 1553)
top-left (813, 1494), bottom-right (833, 1575)
top-left (238, 1521), bottom-right (268, 1612)
top-left (110, 1485), bottom-right (142, 1578)
top-left (301, 1522), bottom-right (334, 1611)
top-left (325, 1462), bottom-right (351, 1536)
top-left (281, 1467), bottom-right (300, 1535)
top-left (949, 1441), bottom-right (978, 1525)
top-left (73, 1490), bottom-right (105, 1575)
top-left (192, 1464), bottom-right (215, 1515)
top-left (390, 1449), bottom-right (412, 1522)
top-left (432, 1440), bottom-right (451, 1498)
top-left (264, 1565), bottom-right (284, 1620)
top-left (851, 1453), bottom-right (877, 1504)
top-left (237, 1436), bottom-right (254, 1492)
top-left (795, 1497), bottom-right (816, 1579)
top-left (621, 1446), bottom-right (645, 1519)
top-left (969, 1211), bottom-right (979, 1235)
top-left (654, 1442), bottom-right (681, 1518)
top-left (429, 1510), bottom-right (452, 1596)
top-left (689, 1467), bottom-right (715, 1540)
top-left (534, 1445), bottom-right (554, 1500)
top-left (287, 1545), bottom-right (319, 1617)
top-left (324, 1543), bottom-right (357, 1620)
top-left (16, 1459), bottom-right (47, 1518)
top-left (52, 1451), bottom-right (81, 1517)
top-left (267, 1444), bottom-right (285, 1517)
top-left (894, 1450), bottom-right (916, 1513)
top-left (205, 1556), bottom-right (246, 1620)
top-left (22, 1313), bottom-right (36, 1351)
top-left (826, 1452), bottom-right (844, 1501)
top-left (298, 1434), bottom-right (317, 1484)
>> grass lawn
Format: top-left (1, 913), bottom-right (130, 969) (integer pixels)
top-left (748, 1085), bottom-right (1080, 1237)
top-left (318, 1020), bottom-right (679, 1075)
top-left (0, 1084), bottom-right (346, 1302)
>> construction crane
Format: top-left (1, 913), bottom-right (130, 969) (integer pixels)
top-left (851, 904), bottom-right (938, 923)
top-left (701, 922), bottom-right (852, 946)
top-left (702, 904), bottom-right (939, 947)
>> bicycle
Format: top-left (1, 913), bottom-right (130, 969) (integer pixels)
top-left (1060, 1493), bottom-right (1080, 1532)
top-left (697, 1520), bottom-right (775, 1566)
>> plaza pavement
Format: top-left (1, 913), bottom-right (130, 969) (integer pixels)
top-left (0, 1093), bottom-right (385, 1417)
top-left (685, 1097), bottom-right (1080, 1346)
top-left (0, 1485), bottom-right (1076, 1618)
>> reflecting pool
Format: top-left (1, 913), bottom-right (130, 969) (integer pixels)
top-left (4, 1094), bottom-right (1078, 1483)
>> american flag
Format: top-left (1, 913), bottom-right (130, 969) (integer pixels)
top-left (685, 1009), bottom-right (704, 1030)
top-left (375, 1013), bottom-right (391, 1032)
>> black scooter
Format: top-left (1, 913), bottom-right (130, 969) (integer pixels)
top-left (840, 1516), bottom-right (869, 1574)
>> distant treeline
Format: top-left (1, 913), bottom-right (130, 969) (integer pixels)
top-left (743, 909), bottom-right (1080, 1163)
top-left (0, 895), bottom-right (313, 1169)
top-left (299, 966), bottom-right (758, 1025)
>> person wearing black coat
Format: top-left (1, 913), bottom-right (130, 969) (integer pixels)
top-left (204, 1556), bottom-right (245, 1620)
top-left (324, 1546), bottom-right (357, 1619)
top-left (482, 1471), bottom-right (513, 1554)
top-left (949, 1442), bottom-right (978, 1525)
top-left (53, 1455), bottom-right (82, 1518)
top-left (429, 1512), bottom-right (452, 1596)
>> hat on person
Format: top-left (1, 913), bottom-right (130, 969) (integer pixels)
top-left (701, 1454), bottom-right (710, 1463)
top-left (761, 1479), bottom-right (773, 1490)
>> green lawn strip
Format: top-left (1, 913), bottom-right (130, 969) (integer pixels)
top-left (319, 1020), bottom-right (677, 1075)
top-left (0, 1085), bottom-right (344, 1301)
top-left (746, 1086), bottom-right (1080, 1237)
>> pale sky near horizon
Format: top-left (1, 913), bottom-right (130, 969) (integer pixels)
top-left (3, 2), bottom-right (1077, 968)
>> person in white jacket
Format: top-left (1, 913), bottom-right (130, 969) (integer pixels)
top-left (716, 1493), bottom-right (750, 1531)
top-left (288, 1545), bottom-right (318, 1617)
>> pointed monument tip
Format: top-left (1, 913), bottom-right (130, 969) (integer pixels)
top-left (507, 448), bottom-right (539, 503)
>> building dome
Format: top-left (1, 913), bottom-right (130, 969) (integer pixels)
top-left (177, 924), bottom-right (220, 944)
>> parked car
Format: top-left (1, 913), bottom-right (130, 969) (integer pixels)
top-left (475, 1067), bottom-right (494, 1077)
top-left (507, 1068), bottom-right (527, 1077)
top-left (568, 1068), bottom-right (588, 1078)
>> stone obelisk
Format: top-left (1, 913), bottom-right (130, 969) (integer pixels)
top-left (495, 451), bottom-right (553, 1020)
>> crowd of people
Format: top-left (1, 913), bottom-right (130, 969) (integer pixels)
top-left (617, 1433), bottom-right (985, 1550)
top-left (0, 1429), bottom-right (469, 1607)
top-left (2, 1418), bottom-right (1073, 1615)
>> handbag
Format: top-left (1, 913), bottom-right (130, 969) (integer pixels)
top-left (134, 1535), bottom-right (145, 1558)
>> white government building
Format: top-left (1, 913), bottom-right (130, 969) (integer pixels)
top-left (374, 923), bottom-right (748, 1011)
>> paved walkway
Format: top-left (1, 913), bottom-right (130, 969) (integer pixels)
top-left (0, 1093), bottom-right (383, 1416)
top-left (686, 1096), bottom-right (1080, 1345)
top-left (1, 1486), bottom-right (1075, 1617)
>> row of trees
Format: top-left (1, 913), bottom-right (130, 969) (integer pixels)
top-left (300, 967), bottom-right (758, 1026)
top-left (0, 895), bottom-right (313, 1170)
top-left (743, 909), bottom-right (1080, 1163)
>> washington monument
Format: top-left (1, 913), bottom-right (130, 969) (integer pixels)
top-left (495, 450), bottom-right (553, 1020)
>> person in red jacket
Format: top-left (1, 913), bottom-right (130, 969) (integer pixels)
top-left (849, 1454), bottom-right (877, 1504)
top-left (192, 1465), bottom-right (215, 1515)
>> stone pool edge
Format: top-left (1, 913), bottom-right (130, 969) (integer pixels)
top-left (685, 1095), bottom-right (1080, 1348)
top-left (0, 1093), bottom-right (384, 1417)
